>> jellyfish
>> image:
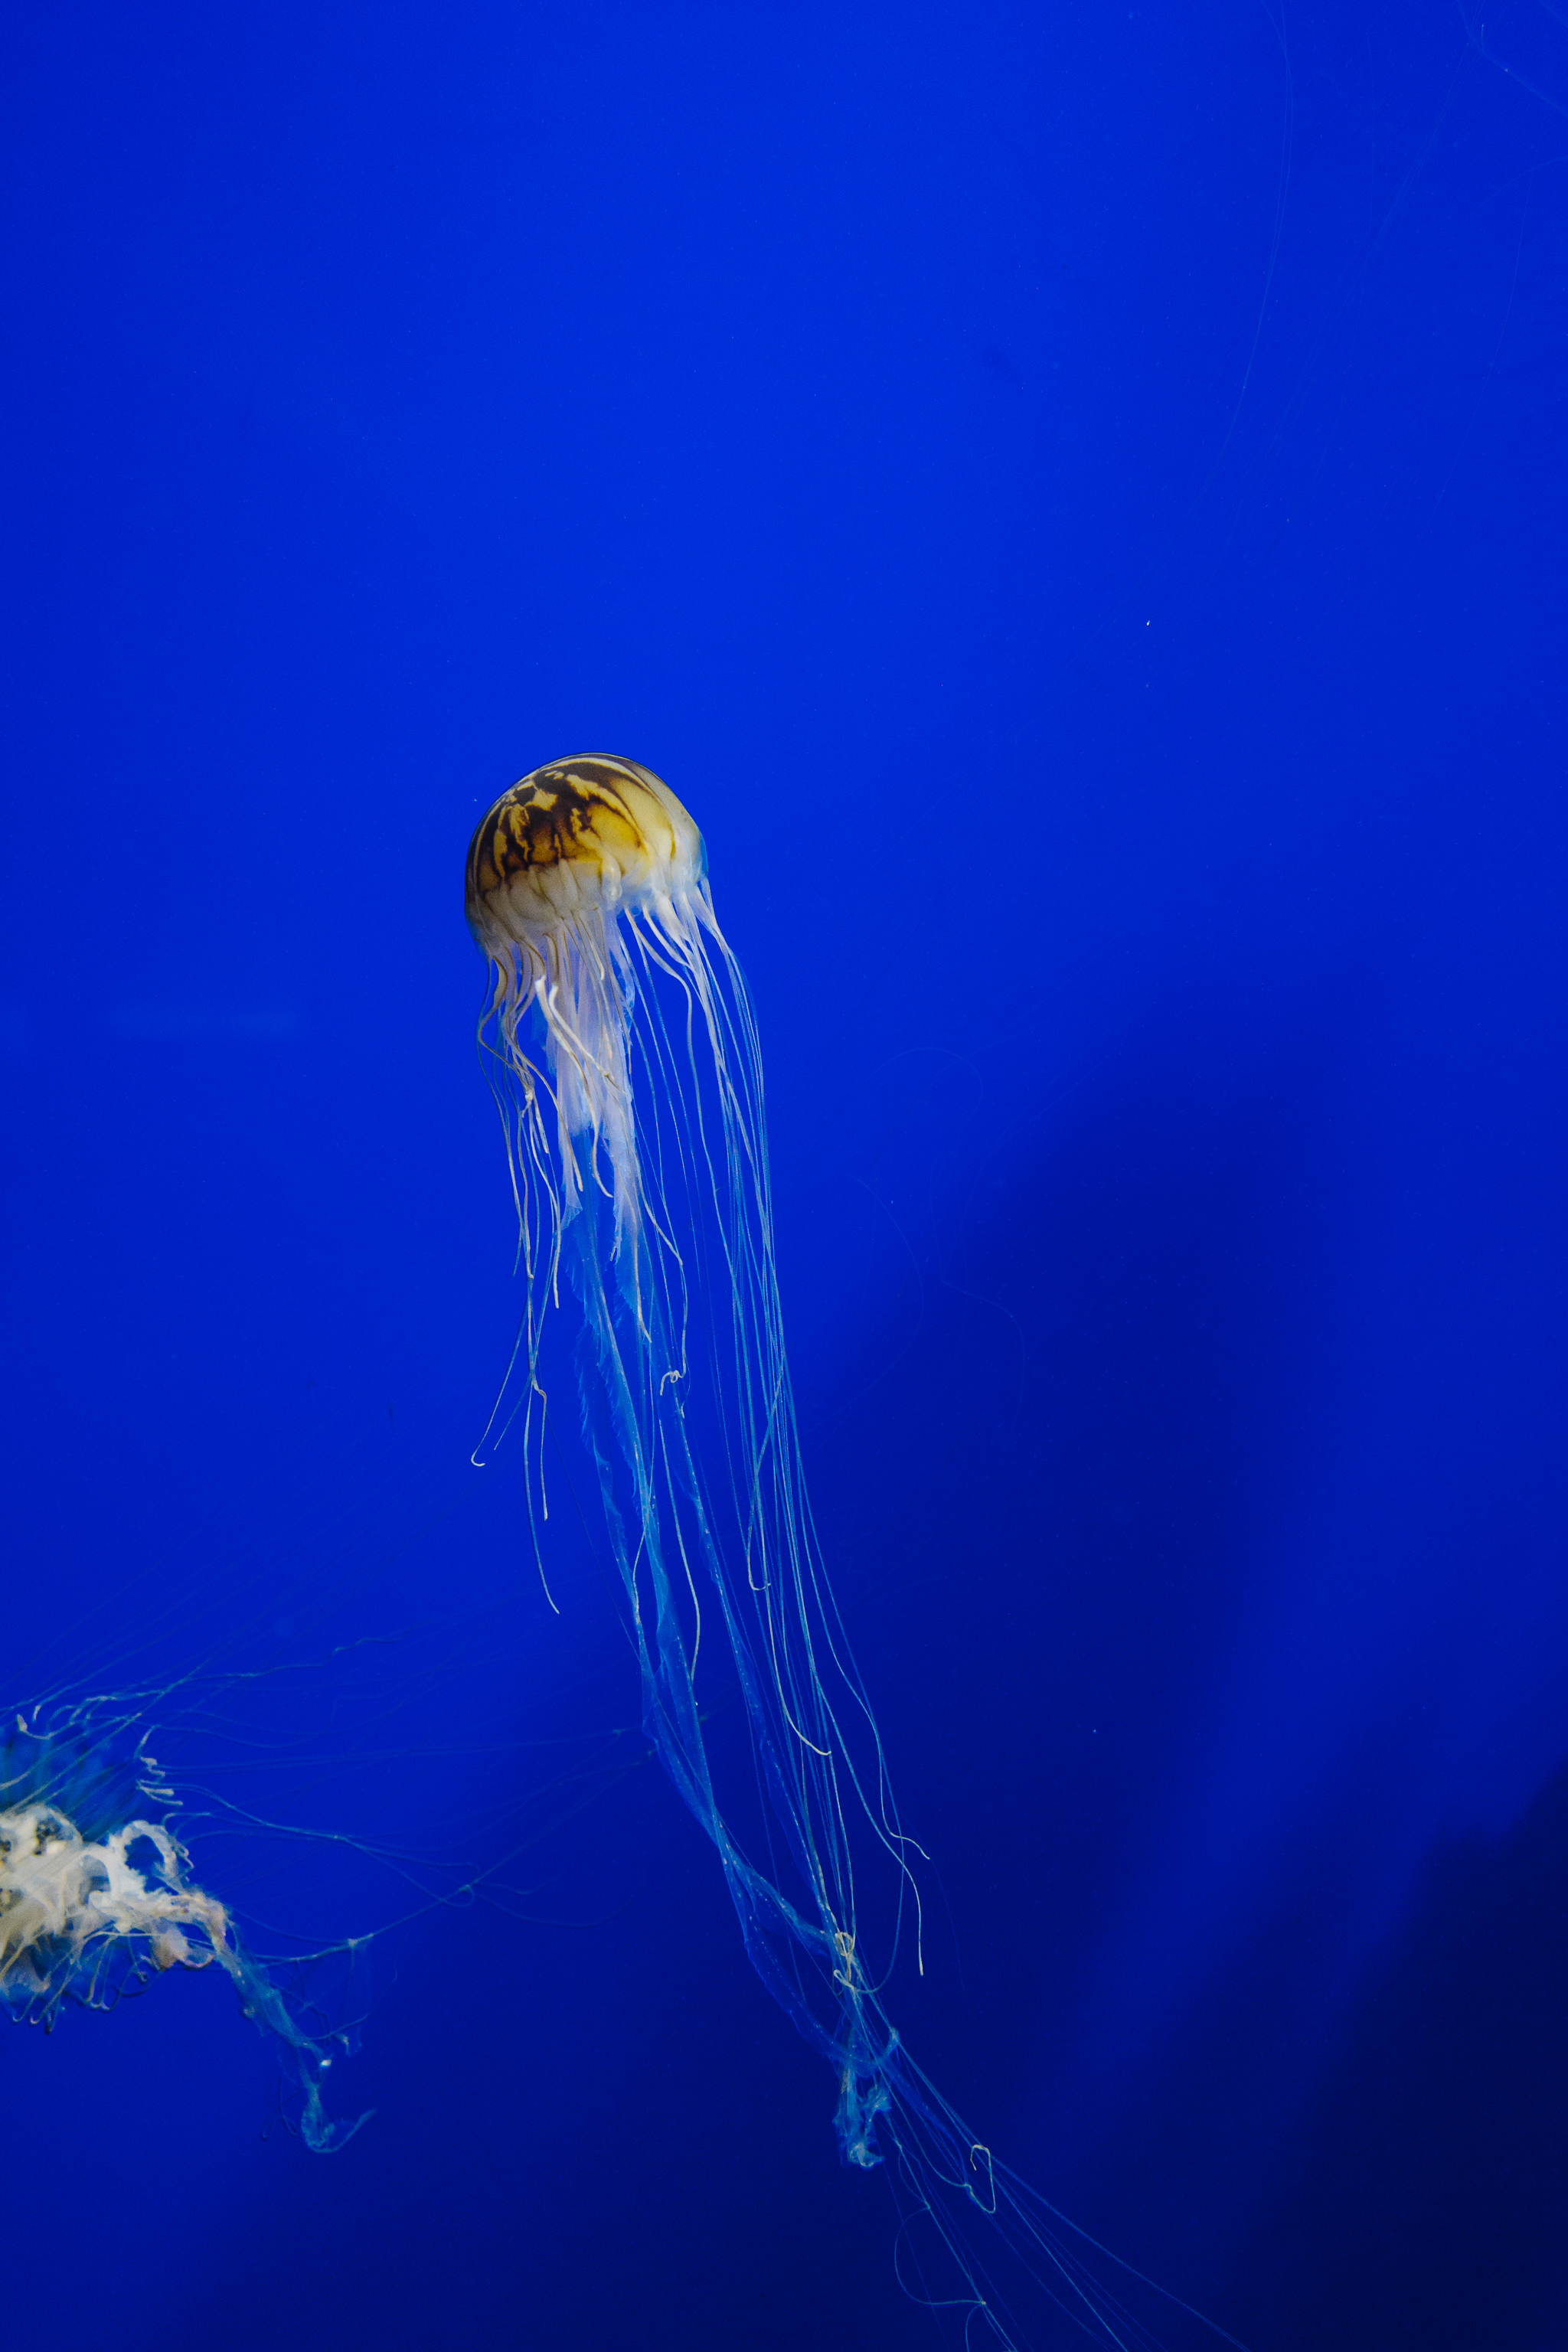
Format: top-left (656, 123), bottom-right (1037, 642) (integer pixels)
top-left (465, 757), bottom-right (900, 2142)
top-left (0, 1699), bottom-right (364, 2151)
top-left (466, 756), bottom-right (1239, 2348)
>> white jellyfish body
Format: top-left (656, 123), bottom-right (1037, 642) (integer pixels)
top-left (0, 1802), bottom-right (230, 1991)
top-left (0, 1712), bottom-right (362, 2151)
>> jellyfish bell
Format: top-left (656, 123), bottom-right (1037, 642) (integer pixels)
top-left (465, 755), bottom-right (705, 946)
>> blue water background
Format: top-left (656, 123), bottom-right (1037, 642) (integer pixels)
top-left (4, 5), bottom-right (1568, 2344)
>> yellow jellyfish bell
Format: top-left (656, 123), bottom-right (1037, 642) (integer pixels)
top-left (465, 753), bottom-right (705, 941)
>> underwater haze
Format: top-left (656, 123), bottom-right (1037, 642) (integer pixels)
top-left (5, 2), bottom-right (1568, 2346)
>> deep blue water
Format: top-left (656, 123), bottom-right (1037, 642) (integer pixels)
top-left (4, 4), bottom-right (1568, 2345)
